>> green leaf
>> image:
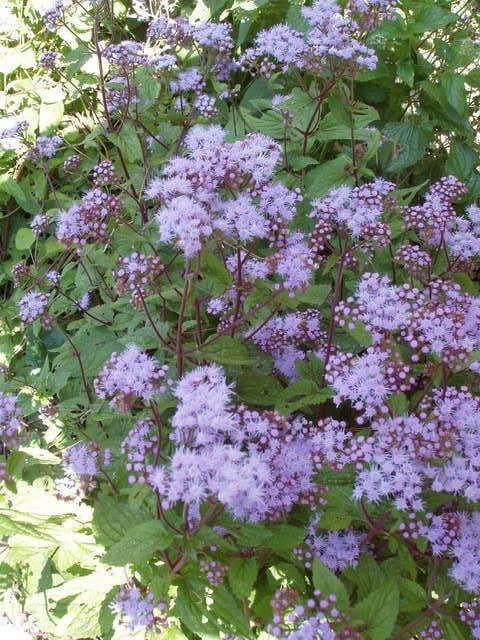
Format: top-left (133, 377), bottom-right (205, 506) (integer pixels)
top-left (196, 336), bottom-right (253, 365)
top-left (312, 559), bottom-right (349, 610)
top-left (235, 523), bottom-right (273, 547)
top-left (15, 228), bottom-right (36, 250)
top-left (108, 122), bottom-right (143, 163)
top-left (212, 584), bottom-right (251, 636)
top-left (445, 140), bottom-right (480, 195)
top-left (275, 380), bottom-right (333, 414)
top-left (228, 557), bottom-right (258, 599)
top-left (347, 321), bottom-right (373, 347)
top-left (295, 284), bottom-right (330, 307)
top-left (267, 524), bottom-right (305, 553)
top-left (388, 393), bottom-right (408, 416)
top-left (444, 618), bottom-right (470, 640)
top-left (383, 122), bottom-right (430, 173)
top-left (102, 520), bottom-right (175, 566)
top-left (352, 581), bottom-right (399, 640)
top-left (236, 372), bottom-right (283, 406)
top-left (318, 509), bottom-right (353, 530)
top-left (0, 176), bottom-right (39, 214)
top-left (397, 61), bottom-right (414, 87)
top-left (398, 578), bottom-right (426, 612)
top-left (160, 627), bottom-right (189, 640)
top-left (305, 156), bottom-right (353, 198)
top-left (411, 7), bottom-right (456, 32)
top-left (39, 99), bottom-right (64, 133)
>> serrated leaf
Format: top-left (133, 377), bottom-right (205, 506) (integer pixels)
top-left (305, 156), bottom-right (353, 198)
top-left (267, 524), bottom-right (305, 553)
top-left (0, 176), bottom-right (39, 214)
top-left (212, 584), bottom-right (251, 636)
top-left (236, 372), bottom-right (283, 406)
top-left (318, 509), bottom-right (352, 530)
top-left (102, 520), bottom-right (175, 566)
top-left (196, 336), bottom-right (253, 365)
top-left (383, 122), bottom-right (429, 172)
top-left (228, 557), bottom-right (258, 599)
top-left (312, 559), bottom-right (349, 610)
top-left (352, 580), bottom-right (399, 640)
top-left (398, 578), bottom-right (426, 612)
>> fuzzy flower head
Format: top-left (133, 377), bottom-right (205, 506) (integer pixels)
top-left (56, 189), bottom-right (120, 248)
top-left (110, 584), bottom-right (168, 632)
top-left (62, 441), bottom-right (110, 493)
top-left (17, 290), bottom-right (51, 325)
top-left (171, 365), bottom-right (235, 446)
top-left (94, 345), bottom-right (171, 412)
top-left (0, 392), bottom-right (22, 449)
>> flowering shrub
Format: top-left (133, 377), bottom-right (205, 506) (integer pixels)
top-left (0, 0), bottom-right (480, 638)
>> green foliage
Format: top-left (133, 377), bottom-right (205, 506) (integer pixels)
top-left (0, 0), bottom-right (478, 638)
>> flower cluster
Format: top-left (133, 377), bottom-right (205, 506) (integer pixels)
top-left (17, 290), bottom-right (51, 325)
top-left (250, 310), bottom-right (325, 379)
top-left (143, 366), bottom-right (321, 522)
top-left (267, 588), bottom-right (360, 639)
top-left (152, 125), bottom-right (315, 296)
top-left (460, 601), bottom-right (480, 639)
top-left (114, 252), bottom-right (164, 307)
top-left (110, 584), bottom-right (168, 632)
top-left (62, 441), bottom-right (110, 492)
top-left (121, 419), bottom-right (158, 485)
top-left (294, 514), bottom-right (362, 572)
top-left (94, 345), bottom-right (171, 412)
top-left (240, 0), bottom-right (397, 77)
top-left (29, 135), bottom-right (63, 159)
top-left (56, 188), bottom-right (121, 247)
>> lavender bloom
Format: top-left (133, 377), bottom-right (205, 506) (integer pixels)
top-left (122, 419), bottom-right (158, 485)
top-left (250, 310), bottom-right (324, 379)
top-left (39, 51), bottom-right (59, 69)
top-left (272, 233), bottom-right (315, 294)
top-left (298, 515), bottom-right (362, 571)
top-left (56, 189), bottom-right (120, 247)
top-left (17, 290), bottom-right (50, 324)
top-left (460, 602), bottom-right (480, 639)
top-left (147, 16), bottom-right (193, 46)
top-left (110, 584), bottom-right (167, 632)
top-left (171, 365), bottom-right (235, 447)
top-left (449, 512), bottom-right (480, 592)
top-left (32, 135), bottom-right (63, 158)
top-left (0, 393), bottom-right (22, 449)
top-left (240, 0), bottom-right (393, 76)
top-left (62, 441), bottom-right (110, 492)
top-left (39, 0), bottom-right (63, 30)
top-left (115, 252), bottom-right (164, 307)
top-left (94, 344), bottom-right (170, 411)
top-left (77, 292), bottom-right (91, 311)
top-left (0, 117), bottom-right (28, 149)
top-left (193, 22), bottom-right (233, 54)
top-left (31, 213), bottom-right (50, 236)
top-left (103, 41), bottom-right (145, 67)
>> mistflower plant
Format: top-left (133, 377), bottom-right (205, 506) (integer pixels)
top-left (1, 0), bottom-right (480, 638)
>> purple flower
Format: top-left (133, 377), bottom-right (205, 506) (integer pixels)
top-left (110, 584), bottom-right (167, 632)
top-left (94, 345), bottom-right (170, 411)
top-left (0, 392), bottom-right (22, 449)
top-left (18, 290), bottom-right (50, 324)
top-left (449, 512), bottom-right (480, 592)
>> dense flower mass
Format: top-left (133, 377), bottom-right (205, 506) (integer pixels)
top-left (56, 188), bottom-right (121, 247)
top-left (94, 345), bottom-right (171, 411)
top-left (110, 584), bottom-right (168, 632)
top-left (17, 290), bottom-right (50, 324)
top-left (240, 0), bottom-right (397, 76)
top-left (3, 0), bottom-right (480, 638)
